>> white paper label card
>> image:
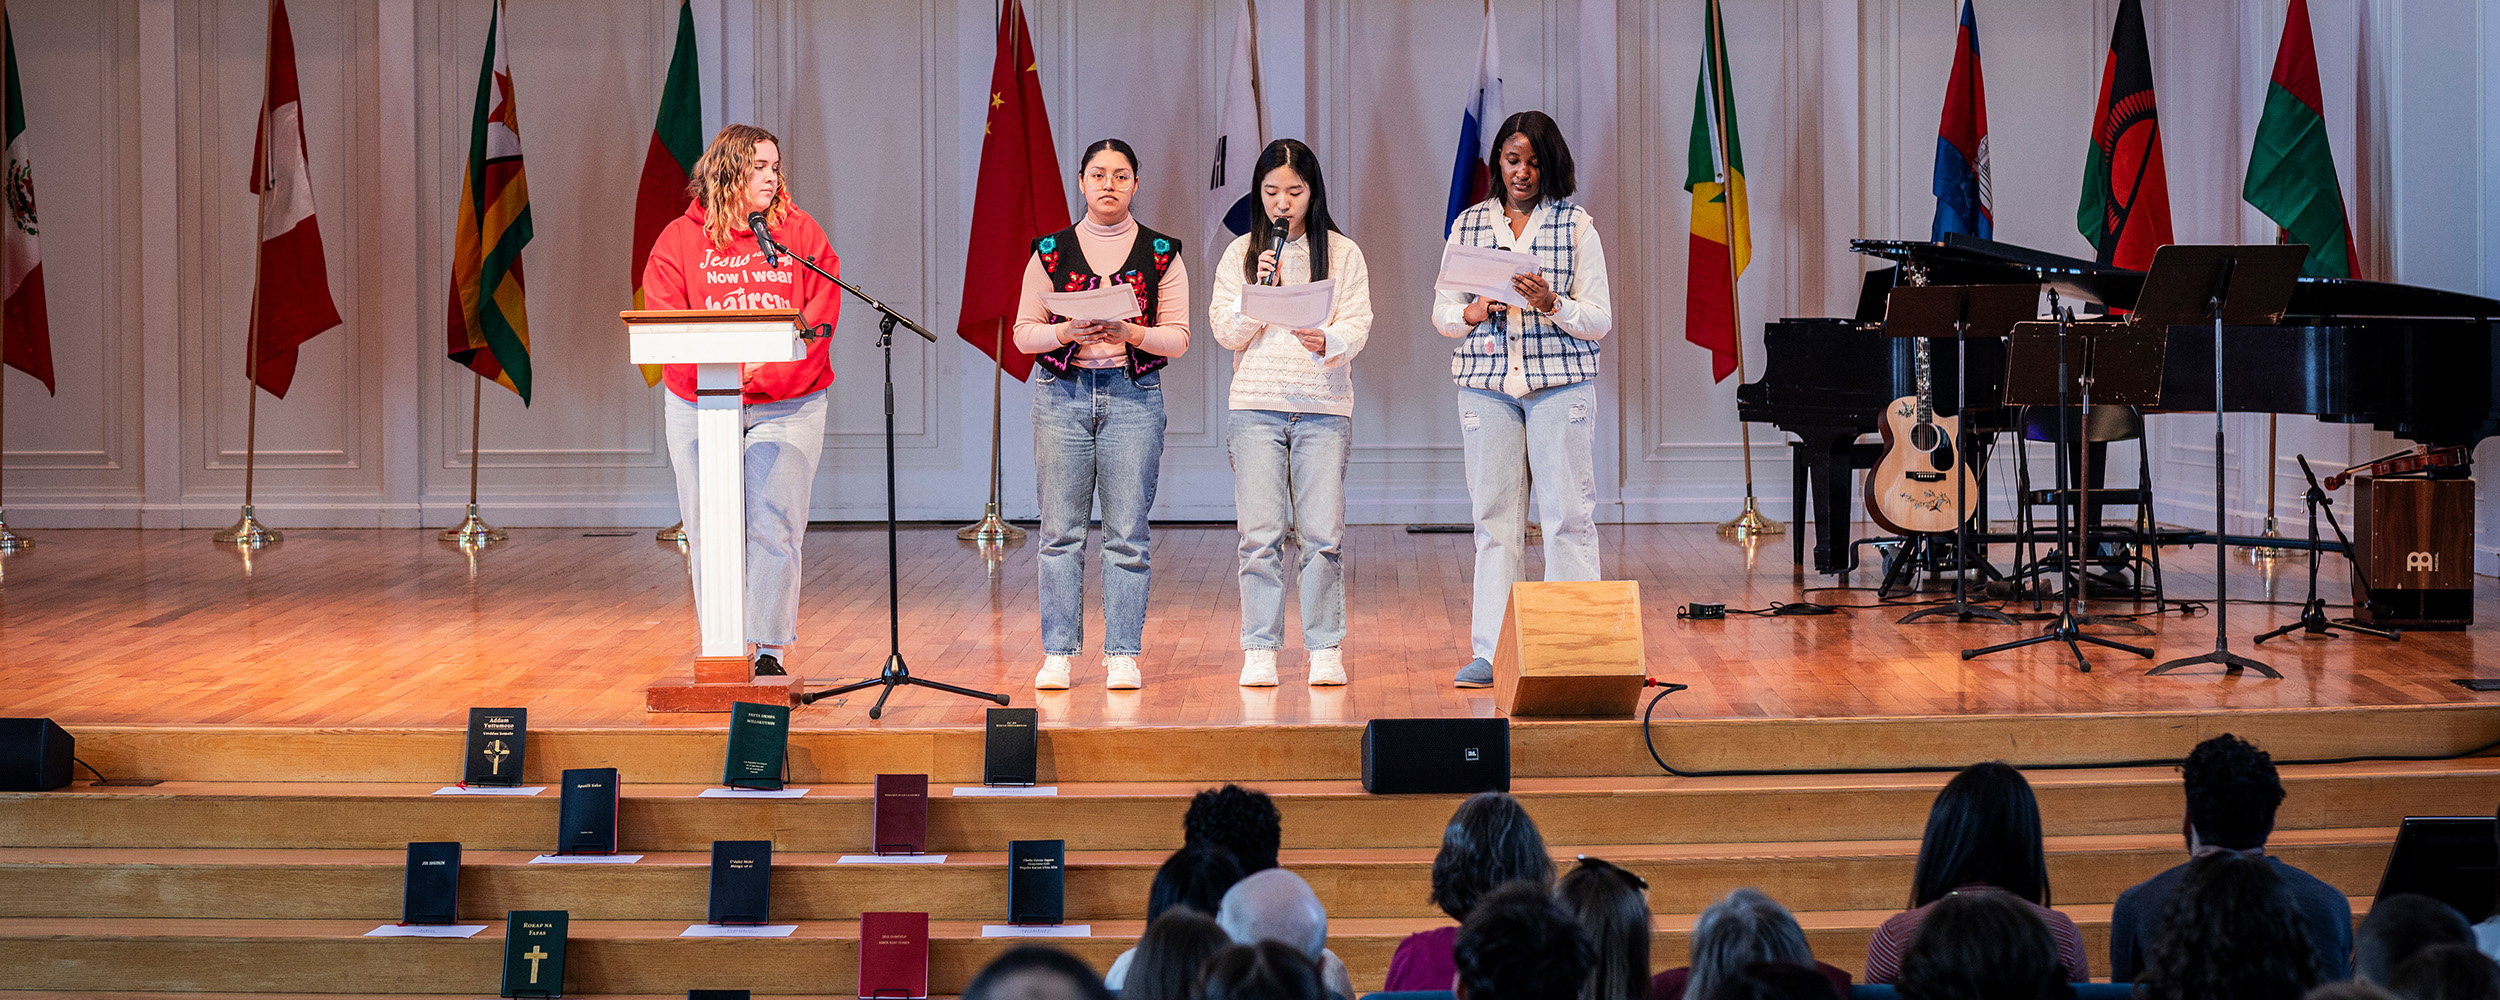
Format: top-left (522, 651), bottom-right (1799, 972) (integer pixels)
top-left (434, 786), bottom-right (546, 796)
top-left (951, 786), bottom-right (1059, 797)
top-left (982, 924), bottom-right (1093, 938)
top-left (365, 924), bottom-right (490, 938)
top-left (528, 854), bottom-right (644, 864)
top-left (837, 855), bottom-right (949, 864)
top-left (698, 787), bottom-right (809, 798)
top-left (1041, 286), bottom-right (1145, 322)
top-left (680, 924), bottom-right (800, 938)
top-left (1237, 279), bottom-right (1336, 330)
top-left (1434, 244), bottom-right (1542, 308)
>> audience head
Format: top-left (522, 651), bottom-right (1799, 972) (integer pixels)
top-left (1454, 881), bottom-right (1596, 1000)
top-left (1557, 856), bottom-right (1653, 1000)
top-left (2304, 985), bottom-right (2398, 1000)
top-left (1201, 940), bottom-right (1328, 1000)
top-left (1186, 785), bottom-right (1284, 874)
top-left (1126, 908), bottom-right (1235, 1000)
top-left (2357, 894), bottom-right (2474, 986)
top-left (1911, 761), bottom-right (2051, 908)
top-left (1683, 888), bottom-right (1817, 1000)
top-left (2386, 944), bottom-right (2500, 1000)
top-left (1150, 842), bottom-right (1248, 922)
top-left (1431, 792), bottom-right (1557, 921)
top-left (963, 946), bottom-right (1117, 1000)
top-left (2135, 851), bottom-right (2320, 1000)
top-left (1893, 890), bottom-right (2074, 1000)
top-left (1703, 963), bottom-right (1844, 1000)
top-left (2183, 733), bottom-right (2286, 851)
top-left (1217, 868), bottom-right (1330, 961)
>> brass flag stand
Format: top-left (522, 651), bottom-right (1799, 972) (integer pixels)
top-left (439, 376), bottom-right (506, 545)
top-left (956, 322), bottom-right (1025, 548)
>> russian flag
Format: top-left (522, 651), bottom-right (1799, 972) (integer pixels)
top-left (1930, 0), bottom-right (1991, 240)
top-left (1444, 10), bottom-right (1502, 235)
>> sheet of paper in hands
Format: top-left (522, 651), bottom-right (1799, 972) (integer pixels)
top-left (1237, 279), bottom-right (1337, 331)
top-left (1434, 244), bottom-right (1542, 309)
top-left (1041, 286), bottom-right (1144, 322)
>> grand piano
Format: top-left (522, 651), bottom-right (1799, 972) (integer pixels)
top-left (1738, 234), bottom-right (2500, 573)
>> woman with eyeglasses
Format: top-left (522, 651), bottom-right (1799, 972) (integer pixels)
top-left (1558, 857), bottom-right (1652, 1000)
top-left (1013, 138), bottom-right (1191, 692)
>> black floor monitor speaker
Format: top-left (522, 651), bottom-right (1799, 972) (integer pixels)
top-left (0, 718), bottom-right (73, 791)
top-left (1362, 718), bottom-right (1509, 795)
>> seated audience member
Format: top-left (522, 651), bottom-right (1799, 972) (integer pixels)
top-left (966, 946), bottom-right (1119, 1000)
top-left (1125, 909), bottom-right (1236, 1000)
top-left (1107, 843), bottom-right (1248, 988)
top-left (1203, 940), bottom-right (1329, 1000)
top-left (1705, 963), bottom-right (1855, 1000)
top-left (1216, 868), bottom-right (1356, 1000)
top-left (1385, 792), bottom-right (1559, 990)
top-left (2357, 895), bottom-right (2475, 987)
top-left (2306, 986), bottom-right (2398, 1000)
top-left (2132, 851), bottom-right (2321, 1000)
top-left (1862, 762), bottom-right (2090, 984)
top-left (1653, 889), bottom-right (1849, 1000)
top-left (2385, 944), bottom-right (2500, 1000)
top-left (1453, 881), bottom-right (1596, 1000)
top-left (1187, 784), bottom-right (1284, 873)
top-left (2111, 734), bottom-right (2353, 982)
top-left (1559, 856), bottom-right (1652, 1000)
top-left (1893, 890), bottom-right (2076, 1000)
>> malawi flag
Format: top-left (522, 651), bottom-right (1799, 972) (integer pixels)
top-left (1, 9), bottom-right (52, 395)
top-left (248, 0), bottom-right (344, 399)
top-left (955, 0), bottom-right (1068, 383)
top-left (2244, 0), bottom-right (2355, 279)
top-left (1930, 0), bottom-right (1992, 241)
top-left (1684, 0), bottom-right (1750, 384)
top-left (2076, 0), bottom-right (2173, 271)
top-left (630, 0), bottom-right (701, 386)
top-left (1443, 8), bottom-right (1502, 235)
top-left (446, 0), bottom-right (534, 403)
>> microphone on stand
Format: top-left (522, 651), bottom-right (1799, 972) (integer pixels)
top-left (747, 211), bottom-right (782, 268)
top-left (1264, 216), bottom-right (1289, 286)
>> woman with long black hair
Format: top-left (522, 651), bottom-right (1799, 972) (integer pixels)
top-left (1862, 762), bottom-right (2091, 983)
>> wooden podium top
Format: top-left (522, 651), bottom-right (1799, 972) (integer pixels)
top-left (619, 308), bottom-right (802, 326)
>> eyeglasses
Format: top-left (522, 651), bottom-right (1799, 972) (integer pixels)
top-left (1575, 854), bottom-right (1648, 890)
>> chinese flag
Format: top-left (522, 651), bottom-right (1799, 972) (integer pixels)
top-left (955, 0), bottom-right (1068, 382)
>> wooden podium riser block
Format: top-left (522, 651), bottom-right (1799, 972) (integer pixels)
top-left (646, 674), bottom-right (805, 713)
top-left (60, 703), bottom-right (2500, 783)
top-left (1493, 581), bottom-right (1647, 717)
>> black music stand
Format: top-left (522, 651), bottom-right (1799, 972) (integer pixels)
top-left (1881, 284), bottom-right (2039, 625)
top-left (2253, 454), bottom-right (2399, 644)
top-left (1964, 309), bottom-right (2164, 670)
top-left (2144, 244), bottom-right (2306, 679)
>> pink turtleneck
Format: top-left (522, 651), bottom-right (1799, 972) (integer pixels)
top-left (1011, 215), bottom-right (1192, 364)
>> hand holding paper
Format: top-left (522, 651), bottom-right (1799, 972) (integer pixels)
top-left (1435, 244), bottom-right (1543, 309)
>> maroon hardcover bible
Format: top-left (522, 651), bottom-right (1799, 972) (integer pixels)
top-left (872, 774), bottom-right (929, 855)
top-left (858, 911), bottom-right (930, 999)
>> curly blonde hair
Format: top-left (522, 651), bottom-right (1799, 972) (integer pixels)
top-left (688, 123), bottom-right (792, 249)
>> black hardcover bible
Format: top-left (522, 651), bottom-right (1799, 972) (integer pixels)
top-left (706, 839), bottom-right (773, 925)
top-left (401, 841), bottom-right (461, 925)
top-left (502, 909), bottom-right (569, 998)
top-left (555, 767), bottom-right (620, 855)
top-left (722, 702), bottom-right (790, 790)
top-left (1006, 839), bottom-right (1065, 925)
top-left (464, 707), bottom-right (527, 786)
top-left (688, 993), bottom-right (752, 1000)
top-left (984, 708), bottom-right (1038, 786)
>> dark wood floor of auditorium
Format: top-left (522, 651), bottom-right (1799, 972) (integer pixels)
top-left (2, 521), bottom-right (2494, 729)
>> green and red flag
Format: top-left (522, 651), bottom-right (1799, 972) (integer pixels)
top-left (2244, 0), bottom-right (2355, 278)
top-left (1, 7), bottom-right (52, 395)
top-left (956, 0), bottom-right (1068, 382)
top-left (2077, 0), bottom-right (2173, 271)
top-left (1684, 0), bottom-right (1750, 383)
top-left (629, 0), bottom-right (701, 386)
top-left (445, 0), bottom-right (534, 403)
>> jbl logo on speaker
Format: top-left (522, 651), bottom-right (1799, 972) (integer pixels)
top-left (2407, 551), bottom-right (2438, 572)
top-left (1464, 748), bottom-right (1480, 762)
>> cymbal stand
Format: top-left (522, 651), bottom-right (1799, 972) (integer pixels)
top-left (2254, 454), bottom-right (2397, 644)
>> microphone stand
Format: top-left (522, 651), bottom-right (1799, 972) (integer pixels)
top-left (762, 234), bottom-right (1009, 718)
top-left (2254, 454), bottom-right (2397, 643)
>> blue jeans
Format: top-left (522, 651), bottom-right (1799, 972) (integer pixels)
top-left (1033, 368), bottom-right (1166, 656)
top-left (1228, 409), bottom-right (1351, 651)
top-left (1458, 381), bottom-right (1600, 660)
top-left (663, 389), bottom-right (829, 647)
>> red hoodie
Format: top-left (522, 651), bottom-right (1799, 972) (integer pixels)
top-left (642, 200), bottom-right (840, 404)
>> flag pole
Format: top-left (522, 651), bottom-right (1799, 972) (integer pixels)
top-left (0, 0), bottom-right (21, 554)
top-left (218, 38), bottom-right (280, 549)
top-left (957, 321), bottom-right (1024, 549)
top-left (1704, 18), bottom-right (1779, 539)
top-left (441, 374), bottom-right (507, 544)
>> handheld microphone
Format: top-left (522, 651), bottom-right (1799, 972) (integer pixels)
top-left (747, 211), bottom-right (782, 268)
top-left (1264, 216), bottom-right (1288, 286)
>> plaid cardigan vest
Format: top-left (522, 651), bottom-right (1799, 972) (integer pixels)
top-left (1447, 200), bottom-right (1599, 392)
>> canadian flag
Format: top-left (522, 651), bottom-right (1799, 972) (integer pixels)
top-left (247, 0), bottom-right (341, 399)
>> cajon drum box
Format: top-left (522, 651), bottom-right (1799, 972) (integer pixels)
top-left (1491, 580), bottom-right (1647, 716)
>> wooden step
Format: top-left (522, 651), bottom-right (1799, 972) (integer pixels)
top-left (62, 702), bottom-right (2500, 783)
top-left (0, 829), bottom-right (2398, 921)
top-left (6, 761), bottom-right (2493, 851)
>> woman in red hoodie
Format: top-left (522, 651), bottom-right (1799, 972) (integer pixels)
top-left (641, 124), bottom-right (841, 677)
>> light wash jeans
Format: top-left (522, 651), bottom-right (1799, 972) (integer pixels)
top-left (1458, 381), bottom-right (1600, 660)
top-left (663, 389), bottom-right (830, 648)
top-left (1228, 409), bottom-right (1351, 652)
top-left (1033, 368), bottom-right (1167, 657)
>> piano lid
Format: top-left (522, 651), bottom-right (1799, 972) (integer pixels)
top-left (1850, 234), bottom-right (2500, 321)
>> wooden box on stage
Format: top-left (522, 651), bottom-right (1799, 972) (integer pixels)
top-left (1491, 581), bottom-right (1647, 717)
top-left (2350, 476), bottom-right (2475, 629)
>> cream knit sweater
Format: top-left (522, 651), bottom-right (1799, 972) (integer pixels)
top-left (1206, 230), bottom-right (1373, 416)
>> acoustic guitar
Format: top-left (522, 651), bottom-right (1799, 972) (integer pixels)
top-left (1865, 337), bottom-right (1977, 535)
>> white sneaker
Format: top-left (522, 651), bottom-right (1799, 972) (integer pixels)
top-left (1307, 647), bottom-right (1347, 686)
top-left (1104, 655), bottom-right (1142, 690)
top-left (1034, 654), bottom-right (1073, 690)
top-left (1238, 649), bottom-right (1280, 687)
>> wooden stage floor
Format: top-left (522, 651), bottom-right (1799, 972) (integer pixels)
top-left (2, 523), bottom-right (2494, 729)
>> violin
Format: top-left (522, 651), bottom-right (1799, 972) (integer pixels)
top-left (2323, 444), bottom-right (2471, 491)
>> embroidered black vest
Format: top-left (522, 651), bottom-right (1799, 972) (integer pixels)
top-left (1031, 223), bottom-right (1181, 379)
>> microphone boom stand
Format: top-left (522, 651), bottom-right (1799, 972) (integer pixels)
top-left (2253, 454), bottom-right (2398, 644)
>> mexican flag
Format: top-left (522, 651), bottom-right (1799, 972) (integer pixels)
top-left (630, 0), bottom-right (700, 386)
top-left (2244, 0), bottom-right (2355, 279)
top-left (1, 8), bottom-right (51, 395)
top-left (1684, 0), bottom-right (1750, 384)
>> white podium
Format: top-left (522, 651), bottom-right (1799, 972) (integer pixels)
top-left (623, 308), bottom-right (807, 711)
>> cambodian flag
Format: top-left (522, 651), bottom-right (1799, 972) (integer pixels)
top-left (1931, 0), bottom-right (1991, 240)
top-left (1444, 9), bottom-right (1502, 236)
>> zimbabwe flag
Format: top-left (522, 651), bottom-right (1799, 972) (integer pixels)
top-left (445, 0), bottom-right (534, 403)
